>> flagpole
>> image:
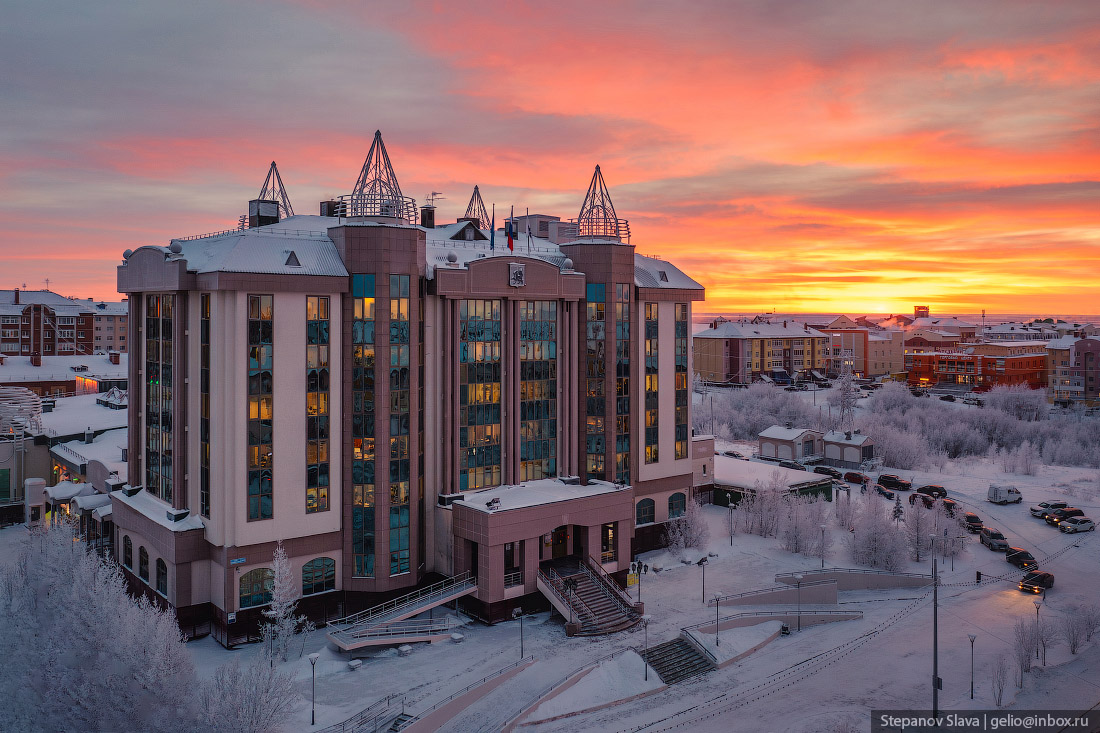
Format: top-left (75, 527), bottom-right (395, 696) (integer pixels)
top-left (527, 207), bottom-right (531, 253)
top-left (490, 203), bottom-right (495, 252)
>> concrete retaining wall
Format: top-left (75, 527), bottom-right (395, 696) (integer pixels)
top-left (404, 658), bottom-right (536, 733)
top-left (775, 570), bottom-right (931, 591)
top-left (715, 581), bottom-right (838, 607)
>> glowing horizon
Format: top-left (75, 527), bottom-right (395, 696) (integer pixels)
top-left (2, 2), bottom-right (1099, 315)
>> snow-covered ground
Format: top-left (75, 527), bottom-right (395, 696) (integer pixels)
top-left (167, 440), bottom-right (1100, 733)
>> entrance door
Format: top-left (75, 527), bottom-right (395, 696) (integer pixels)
top-left (551, 525), bottom-right (569, 559)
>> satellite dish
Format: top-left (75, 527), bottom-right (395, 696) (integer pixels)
top-left (122, 249), bottom-right (133, 259)
top-left (168, 242), bottom-right (183, 254)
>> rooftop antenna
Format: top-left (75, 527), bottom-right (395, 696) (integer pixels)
top-left (426, 191), bottom-right (445, 207)
top-left (576, 164), bottom-right (629, 241)
top-left (258, 161), bottom-right (295, 218)
top-left (349, 130), bottom-right (417, 222)
top-left (464, 185), bottom-right (491, 229)
top-left (43, 278), bottom-right (51, 291)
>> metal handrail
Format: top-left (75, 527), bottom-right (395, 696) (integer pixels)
top-left (342, 617), bottom-right (459, 641)
top-left (537, 568), bottom-right (597, 626)
top-left (580, 556), bottom-right (637, 617)
top-left (682, 608), bottom-right (864, 634)
top-left (394, 655), bottom-right (535, 730)
top-left (775, 568), bottom-right (932, 581)
top-left (332, 572), bottom-right (474, 628)
top-left (504, 571), bottom-right (523, 588)
top-left (317, 692), bottom-right (405, 733)
top-left (711, 579), bottom-right (836, 605)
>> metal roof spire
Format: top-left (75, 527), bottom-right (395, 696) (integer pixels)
top-left (464, 185), bottom-right (491, 229)
top-left (258, 161), bottom-right (295, 218)
top-left (576, 164), bottom-right (629, 241)
top-left (349, 130), bottom-right (417, 222)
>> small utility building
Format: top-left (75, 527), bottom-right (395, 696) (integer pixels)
top-left (757, 426), bottom-right (823, 462)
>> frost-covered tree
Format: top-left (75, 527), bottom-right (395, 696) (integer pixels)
top-left (985, 385), bottom-right (1048, 422)
top-left (0, 522), bottom-right (200, 732)
top-left (1036, 618), bottom-right (1057, 666)
top-left (1012, 618), bottom-right (1035, 686)
top-left (262, 541), bottom-right (308, 664)
top-left (199, 657), bottom-right (297, 733)
top-left (829, 365), bottom-right (858, 430)
top-left (1081, 605), bottom-right (1100, 642)
top-left (892, 496), bottom-right (904, 526)
top-left (1059, 607), bottom-right (1086, 655)
top-left (665, 497), bottom-right (711, 560)
top-left (904, 502), bottom-right (933, 562)
top-left (846, 493), bottom-right (904, 571)
top-left (991, 653), bottom-right (1009, 706)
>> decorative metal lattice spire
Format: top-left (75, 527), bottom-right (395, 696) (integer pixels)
top-left (349, 130), bottom-right (417, 222)
top-left (576, 165), bottom-right (629, 241)
top-left (258, 161), bottom-right (295, 218)
top-left (464, 185), bottom-right (491, 229)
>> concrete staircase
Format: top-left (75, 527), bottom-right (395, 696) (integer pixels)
top-left (641, 638), bottom-right (715, 684)
top-left (537, 559), bottom-right (640, 636)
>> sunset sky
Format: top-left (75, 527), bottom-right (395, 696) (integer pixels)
top-left (3, 1), bottom-right (1099, 314)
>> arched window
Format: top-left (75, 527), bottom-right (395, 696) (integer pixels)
top-left (636, 498), bottom-right (655, 525)
top-left (123, 536), bottom-right (132, 568)
top-left (302, 557), bottom-right (336, 595)
top-left (239, 568), bottom-right (274, 609)
top-left (668, 492), bottom-right (687, 519)
top-left (156, 559), bottom-right (167, 596)
top-left (138, 547), bottom-right (149, 582)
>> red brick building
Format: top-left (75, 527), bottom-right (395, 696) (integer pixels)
top-left (0, 289), bottom-right (96, 357)
top-left (907, 342), bottom-right (1048, 391)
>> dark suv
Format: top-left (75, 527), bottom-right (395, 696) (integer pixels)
top-left (962, 512), bottom-right (983, 533)
top-left (916, 485), bottom-right (947, 498)
top-left (813, 466), bottom-right (843, 480)
top-left (979, 527), bottom-right (1008, 551)
top-left (844, 471), bottom-right (868, 484)
top-left (909, 492), bottom-right (935, 508)
top-left (1019, 571), bottom-right (1054, 594)
top-left (1006, 548), bottom-right (1037, 569)
top-left (1046, 508), bottom-right (1085, 526)
top-left (878, 474), bottom-right (912, 491)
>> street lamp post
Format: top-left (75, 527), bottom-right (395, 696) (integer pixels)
top-left (819, 524), bottom-right (827, 569)
top-left (308, 652), bottom-right (320, 726)
top-left (794, 573), bottom-right (803, 632)
top-left (968, 634), bottom-right (977, 700)
top-left (641, 615), bottom-right (652, 681)
top-left (631, 561), bottom-right (648, 604)
top-left (928, 534), bottom-right (962, 719)
top-left (715, 594), bottom-right (721, 647)
top-left (513, 607), bottom-right (524, 659)
top-left (698, 557), bottom-right (708, 603)
top-left (728, 491), bottom-right (735, 547)
top-left (1034, 600), bottom-right (1042, 661)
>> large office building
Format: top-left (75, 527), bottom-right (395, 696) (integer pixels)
top-left (111, 133), bottom-right (709, 640)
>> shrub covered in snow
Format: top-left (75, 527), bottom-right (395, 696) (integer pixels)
top-left (664, 498), bottom-right (711, 560)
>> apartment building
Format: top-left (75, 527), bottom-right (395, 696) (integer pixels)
top-left (693, 318), bottom-right (829, 384)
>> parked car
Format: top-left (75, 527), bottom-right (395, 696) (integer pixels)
top-left (941, 498), bottom-right (958, 517)
top-left (844, 471), bottom-right (868, 484)
top-left (962, 512), bottom-right (983, 533)
top-left (987, 484), bottom-right (1022, 504)
top-left (779, 459), bottom-right (806, 471)
top-left (1046, 507), bottom-right (1085, 526)
top-left (813, 466), bottom-right (843, 480)
top-left (939, 394), bottom-right (956, 402)
top-left (909, 492), bottom-right (935, 508)
top-left (877, 474), bottom-right (912, 491)
top-left (1005, 548), bottom-right (1037, 569)
top-left (875, 484), bottom-right (895, 500)
top-left (1019, 571), bottom-right (1054, 594)
top-left (1058, 516), bottom-right (1095, 534)
top-left (859, 384), bottom-right (876, 391)
top-left (723, 450), bottom-right (748, 460)
top-left (1030, 501), bottom-right (1067, 519)
top-left (916, 485), bottom-right (947, 499)
top-left (979, 527), bottom-right (1009, 551)
top-left (962, 396), bottom-right (984, 406)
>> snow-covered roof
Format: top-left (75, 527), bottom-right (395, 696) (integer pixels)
top-left (457, 477), bottom-right (628, 514)
top-left (36, 393), bottom-right (129, 437)
top-left (92, 504), bottom-right (112, 521)
top-left (759, 425), bottom-right (822, 441)
top-left (910, 317), bottom-right (975, 330)
top-left (50, 427), bottom-right (128, 476)
top-left (0, 354), bottom-right (127, 385)
top-left (823, 430), bottom-right (872, 446)
top-left (91, 301), bottom-right (128, 316)
top-left (695, 321), bottom-right (828, 340)
top-left (0, 290), bottom-right (98, 317)
top-left (110, 488), bottom-right (205, 531)
top-left (45, 481), bottom-right (95, 502)
top-left (713, 456), bottom-right (829, 491)
top-left (72, 493), bottom-right (112, 512)
top-left (160, 215), bottom-right (349, 278)
top-left (1046, 336), bottom-right (1080, 350)
top-left (633, 255), bottom-right (703, 291)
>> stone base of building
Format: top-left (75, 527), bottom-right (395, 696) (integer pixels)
top-left (458, 591), bottom-right (552, 625)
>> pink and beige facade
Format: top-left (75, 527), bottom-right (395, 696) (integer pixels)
top-left (110, 137), bottom-right (706, 637)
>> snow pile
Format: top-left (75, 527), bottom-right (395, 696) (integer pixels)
top-left (531, 650), bottom-right (662, 720)
top-left (686, 620), bottom-right (784, 665)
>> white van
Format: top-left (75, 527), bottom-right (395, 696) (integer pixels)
top-left (988, 484), bottom-right (1022, 505)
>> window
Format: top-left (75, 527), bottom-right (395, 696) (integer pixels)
top-left (247, 294), bottom-right (274, 520)
top-left (669, 492), bottom-right (687, 519)
top-left (138, 547), bottom-right (149, 582)
top-left (352, 275), bottom-right (376, 578)
top-left (601, 523), bottom-right (617, 563)
top-left (306, 296), bottom-right (330, 513)
top-left (645, 303), bottom-right (659, 463)
top-left (459, 298), bottom-right (501, 492)
top-left (240, 568), bottom-right (274, 609)
top-left (200, 293), bottom-right (211, 518)
top-left (520, 301), bottom-right (557, 482)
top-left (145, 294), bottom-right (174, 502)
top-left (636, 498), bottom-right (655, 525)
top-left (390, 276), bottom-right (412, 576)
top-left (123, 535), bottom-right (132, 568)
top-left (302, 557), bottom-right (336, 595)
top-left (156, 559), bottom-right (167, 596)
top-left (674, 304), bottom-right (689, 459)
